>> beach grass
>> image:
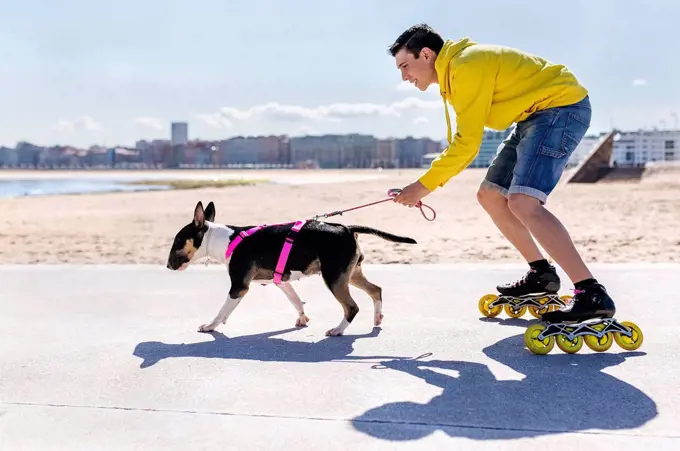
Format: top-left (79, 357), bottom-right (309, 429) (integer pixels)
top-left (127, 178), bottom-right (269, 190)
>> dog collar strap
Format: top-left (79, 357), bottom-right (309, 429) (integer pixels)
top-left (272, 220), bottom-right (306, 285)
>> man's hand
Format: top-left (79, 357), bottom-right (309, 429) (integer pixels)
top-left (393, 180), bottom-right (431, 207)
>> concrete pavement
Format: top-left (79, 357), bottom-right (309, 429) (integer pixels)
top-left (1, 263), bottom-right (678, 450)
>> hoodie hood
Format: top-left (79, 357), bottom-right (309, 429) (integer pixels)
top-left (435, 37), bottom-right (477, 97)
top-left (433, 38), bottom-right (477, 146)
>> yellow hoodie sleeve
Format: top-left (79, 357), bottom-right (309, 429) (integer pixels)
top-left (418, 58), bottom-right (496, 191)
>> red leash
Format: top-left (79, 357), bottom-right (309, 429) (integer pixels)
top-left (312, 188), bottom-right (436, 222)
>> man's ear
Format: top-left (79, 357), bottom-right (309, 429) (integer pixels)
top-left (193, 201), bottom-right (205, 227)
top-left (204, 201), bottom-right (216, 222)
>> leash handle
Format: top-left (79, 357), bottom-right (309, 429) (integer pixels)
top-left (387, 188), bottom-right (436, 222)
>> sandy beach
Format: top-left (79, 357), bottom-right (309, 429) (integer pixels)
top-left (0, 167), bottom-right (678, 265)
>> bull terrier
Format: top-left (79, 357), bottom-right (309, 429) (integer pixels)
top-left (166, 201), bottom-right (417, 336)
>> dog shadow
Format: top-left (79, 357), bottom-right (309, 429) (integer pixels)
top-left (133, 326), bottom-right (402, 369)
top-left (351, 333), bottom-right (657, 441)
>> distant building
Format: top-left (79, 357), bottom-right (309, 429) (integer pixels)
top-left (469, 128), bottom-right (512, 168)
top-left (375, 139), bottom-right (398, 168)
top-left (395, 137), bottom-right (440, 168)
top-left (289, 134), bottom-right (377, 168)
top-left (0, 146), bottom-right (12, 166)
top-left (424, 128), bottom-right (512, 169)
top-left (612, 129), bottom-right (679, 166)
top-left (171, 122), bottom-right (188, 146)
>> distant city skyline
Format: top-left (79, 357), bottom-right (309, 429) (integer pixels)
top-left (1, 0), bottom-right (679, 148)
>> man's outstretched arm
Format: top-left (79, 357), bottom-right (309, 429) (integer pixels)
top-left (419, 58), bottom-right (496, 191)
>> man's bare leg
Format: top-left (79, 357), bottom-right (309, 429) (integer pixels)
top-left (507, 193), bottom-right (593, 283)
top-left (477, 187), bottom-right (544, 263)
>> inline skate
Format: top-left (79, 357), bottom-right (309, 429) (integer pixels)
top-left (478, 264), bottom-right (571, 319)
top-left (524, 283), bottom-right (643, 354)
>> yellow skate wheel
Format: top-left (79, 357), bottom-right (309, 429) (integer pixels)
top-left (556, 334), bottom-right (584, 354)
top-left (524, 324), bottom-right (554, 355)
top-left (584, 323), bottom-right (614, 352)
top-left (478, 294), bottom-right (502, 317)
top-left (528, 296), bottom-right (549, 318)
top-left (614, 321), bottom-right (643, 351)
top-left (528, 306), bottom-right (541, 318)
top-left (504, 303), bottom-right (527, 318)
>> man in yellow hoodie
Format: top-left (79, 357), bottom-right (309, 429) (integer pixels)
top-left (389, 23), bottom-right (615, 324)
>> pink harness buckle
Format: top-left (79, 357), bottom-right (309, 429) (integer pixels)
top-left (224, 220), bottom-right (307, 285)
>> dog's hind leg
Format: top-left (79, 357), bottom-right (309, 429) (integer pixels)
top-left (325, 278), bottom-right (359, 336)
top-left (320, 260), bottom-right (360, 336)
top-left (277, 282), bottom-right (310, 327)
top-left (198, 277), bottom-right (250, 333)
top-left (349, 263), bottom-right (383, 326)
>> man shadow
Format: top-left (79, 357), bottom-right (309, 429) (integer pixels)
top-left (133, 326), bottom-right (402, 368)
top-left (351, 333), bottom-right (657, 441)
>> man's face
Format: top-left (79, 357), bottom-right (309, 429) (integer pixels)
top-left (395, 47), bottom-right (437, 91)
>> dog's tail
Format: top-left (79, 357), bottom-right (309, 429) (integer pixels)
top-left (348, 225), bottom-right (417, 244)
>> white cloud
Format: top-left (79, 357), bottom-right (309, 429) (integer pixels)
top-left (194, 113), bottom-right (233, 129)
top-left (134, 116), bottom-right (163, 130)
top-left (292, 125), bottom-right (317, 136)
top-left (413, 116), bottom-right (430, 124)
top-left (53, 116), bottom-right (103, 132)
top-left (632, 79), bottom-right (647, 86)
top-left (195, 97), bottom-right (442, 129)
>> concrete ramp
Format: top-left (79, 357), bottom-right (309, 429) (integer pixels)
top-left (567, 131), bottom-right (616, 183)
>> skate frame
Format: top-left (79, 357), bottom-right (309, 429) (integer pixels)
top-left (489, 293), bottom-right (567, 311)
top-left (537, 317), bottom-right (634, 342)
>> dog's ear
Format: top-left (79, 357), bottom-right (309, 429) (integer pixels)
top-left (193, 201), bottom-right (205, 227)
top-left (204, 201), bottom-right (215, 222)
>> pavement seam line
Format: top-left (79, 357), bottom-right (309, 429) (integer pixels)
top-left (1, 401), bottom-right (676, 439)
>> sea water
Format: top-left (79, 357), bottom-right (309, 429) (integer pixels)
top-left (0, 178), bottom-right (170, 198)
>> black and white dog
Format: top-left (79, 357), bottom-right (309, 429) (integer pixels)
top-left (166, 201), bottom-right (417, 336)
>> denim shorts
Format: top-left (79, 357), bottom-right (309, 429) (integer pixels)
top-left (481, 95), bottom-right (592, 204)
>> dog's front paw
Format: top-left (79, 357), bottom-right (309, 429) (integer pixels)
top-left (198, 323), bottom-right (217, 333)
top-left (325, 327), bottom-right (344, 337)
top-left (295, 314), bottom-right (310, 327)
top-left (374, 313), bottom-right (384, 326)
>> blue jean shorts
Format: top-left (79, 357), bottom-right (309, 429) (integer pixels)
top-left (481, 95), bottom-right (592, 204)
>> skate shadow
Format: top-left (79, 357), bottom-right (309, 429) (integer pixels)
top-left (351, 333), bottom-right (656, 441)
top-left (133, 326), bottom-right (401, 368)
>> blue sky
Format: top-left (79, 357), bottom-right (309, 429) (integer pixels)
top-left (1, 0), bottom-right (678, 148)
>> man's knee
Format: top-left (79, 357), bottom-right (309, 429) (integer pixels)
top-left (477, 186), bottom-right (507, 212)
top-left (507, 194), bottom-right (542, 221)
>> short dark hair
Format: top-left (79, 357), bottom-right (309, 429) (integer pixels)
top-left (388, 23), bottom-right (445, 58)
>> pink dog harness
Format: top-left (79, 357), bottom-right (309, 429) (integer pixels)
top-left (225, 219), bottom-right (307, 285)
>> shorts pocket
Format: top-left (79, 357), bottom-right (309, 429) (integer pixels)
top-left (562, 112), bottom-right (591, 155)
top-left (538, 145), bottom-right (568, 159)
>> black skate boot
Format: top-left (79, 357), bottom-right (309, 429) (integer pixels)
top-left (496, 264), bottom-right (561, 297)
top-left (540, 283), bottom-right (616, 323)
top-left (479, 261), bottom-right (565, 319)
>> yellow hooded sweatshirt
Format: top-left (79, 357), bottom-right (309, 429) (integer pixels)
top-left (418, 38), bottom-right (589, 191)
